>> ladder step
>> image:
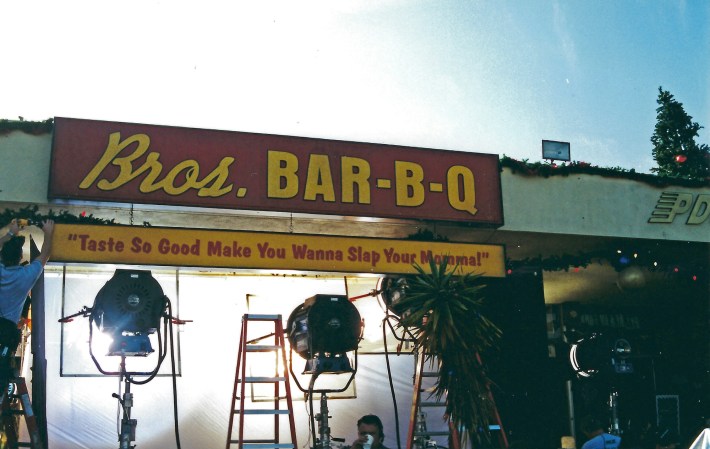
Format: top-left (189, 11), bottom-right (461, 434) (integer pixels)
top-left (243, 376), bottom-right (286, 383)
top-left (420, 401), bottom-right (445, 407)
top-left (235, 409), bottom-right (292, 415)
top-left (246, 345), bottom-right (282, 352)
top-left (415, 431), bottom-right (451, 437)
top-left (244, 314), bottom-right (282, 321)
top-left (242, 443), bottom-right (293, 449)
top-left (1, 376), bottom-right (43, 449)
top-left (227, 314), bottom-right (296, 448)
top-left (229, 443), bottom-right (294, 449)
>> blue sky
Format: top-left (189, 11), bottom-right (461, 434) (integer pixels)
top-left (2, 1), bottom-right (708, 173)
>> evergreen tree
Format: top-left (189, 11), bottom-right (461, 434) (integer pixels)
top-left (651, 87), bottom-right (709, 180)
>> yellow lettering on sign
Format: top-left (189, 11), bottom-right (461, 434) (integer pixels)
top-left (304, 154), bottom-right (335, 202)
top-left (395, 160), bottom-right (425, 207)
top-left (341, 156), bottom-right (371, 204)
top-left (53, 224), bottom-right (506, 276)
top-left (267, 150), bottom-right (299, 199)
top-left (80, 132), bottom-right (152, 189)
top-left (447, 165), bottom-right (477, 216)
top-left (79, 132), bottom-right (234, 197)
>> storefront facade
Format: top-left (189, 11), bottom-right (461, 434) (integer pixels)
top-left (0, 118), bottom-right (707, 449)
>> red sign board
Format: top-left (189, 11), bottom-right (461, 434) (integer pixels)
top-left (50, 117), bottom-right (503, 225)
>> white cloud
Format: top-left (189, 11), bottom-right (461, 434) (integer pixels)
top-left (552, 2), bottom-right (578, 70)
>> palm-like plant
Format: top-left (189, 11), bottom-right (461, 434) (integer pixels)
top-left (395, 257), bottom-right (502, 443)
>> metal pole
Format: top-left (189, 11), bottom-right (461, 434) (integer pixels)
top-left (318, 393), bottom-right (331, 449)
top-left (116, 359), bottom-right (137, 449)
top-left (565, 380), bottom-right (576, 439)
top-left (609, 388), bottom-right (620, 436)
top-left (119, 378), bottom-right (134, 449)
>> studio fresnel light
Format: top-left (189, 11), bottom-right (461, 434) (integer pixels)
top-left (378, 276), bottom-right (410, 318)
top-left (287, 294), bottom-right (363, 449)
top-left (569, 332), bottom-right (634, 378)
top-left (92, 270), bottom-right (167, 356)
top-left (287, 294), bottom-right (362, 374)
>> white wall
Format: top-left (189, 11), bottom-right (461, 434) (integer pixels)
top-left (499, 168), bottom-right (710, 242)
top-left (43, 267), bottom-right (421, 449)
top-left (0, 131), bottom-right (52, 203)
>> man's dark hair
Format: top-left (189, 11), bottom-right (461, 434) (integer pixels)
top-left (1, 236), bottom-right (25, 267)
top-left (357, 414), bottom-right (384, 441)
top-left (580, 415), bottom-right (603, 434)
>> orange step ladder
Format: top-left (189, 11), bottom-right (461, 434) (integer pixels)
top-left (406, 349), bottom-right (509, 449)
top-left (1, 376), bottom-right (43, 449)
top-left (407, 350), bottom-right (461, 449)
top-left (226, 314), bottom-right (297, 449)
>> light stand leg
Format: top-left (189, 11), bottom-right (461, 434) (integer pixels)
top-left (565, 379), bottom-right (576, 439)
top-left (414, 410), bottom-right (429, 449)
top-left (609, 388), bottom-right (620, 436)
top-left (115, 358), bottom-right (137, 449)
top-left (316, 393), bottom-right (331, 449)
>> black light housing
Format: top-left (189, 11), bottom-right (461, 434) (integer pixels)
top-left (569, 332), bottom-right (634, 378)
top-left (287, 294), bottom-right (362, 374)
top-left (379, 276), bottom-right (409, 317)
top-left (92, 269), bottom-right (166, 356)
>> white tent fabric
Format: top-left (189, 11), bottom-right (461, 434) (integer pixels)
top-left (41, 267), bottom-right (427, 449)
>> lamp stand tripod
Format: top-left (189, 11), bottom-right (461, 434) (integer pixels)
top-left (315, 393), bottom-right (332, 449)
top-left (112, 357), bottom-right (138, 449)
top-left (296, 369), bottom-right (357, 449)
top-left (608, 387), bottom-right (621, 436)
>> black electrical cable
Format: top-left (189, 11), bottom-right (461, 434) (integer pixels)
top-left (126, 296), bottom-right (170, 385)
top-left (166, 299), bottom-right (182, 449)
top-left (382, 315), bottom-right (402, 449)
top-left (125, 297), bottom-right (182, 448)
top-left (374, 279), bottom-right (411, 449)
top-left (308, 373), bottom-right (319, 448)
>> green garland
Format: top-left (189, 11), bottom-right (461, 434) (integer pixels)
top-left (0, 118), bottom-right (54, 136)
top-left (408, 226), bottom-right (707, 281)
top-left (500, 155), bottom-right (709, 187)
top-left (506, 251), bottom-right (707, 283)
top-left (0, 205), bottom-right (138, 227)
top-left (406, 228), bottom-right (450, 242)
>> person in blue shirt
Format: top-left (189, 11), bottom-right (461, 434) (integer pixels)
top-left (581, 415), bottom-right (622, 449)
top-left (0, 218), bottom-right (54, 388)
